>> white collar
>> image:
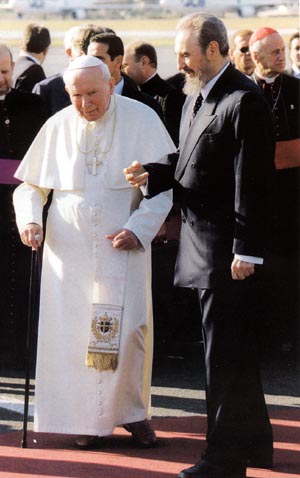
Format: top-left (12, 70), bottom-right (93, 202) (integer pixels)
top-left (142, 71), bottom-right (157, 84)
top-left (201, 61), bottom-right (230, 100)
top-left (114, 76), bottom-right (124, 95)
top-left (0, 88), bottom-right (11, 100)
top-left (255, 71), bottom-right (280, 84)
top-left (20, 52), bottom-right (41, 65)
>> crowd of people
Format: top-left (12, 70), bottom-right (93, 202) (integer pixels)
top-left (0, 13), bottom-right (299, 478)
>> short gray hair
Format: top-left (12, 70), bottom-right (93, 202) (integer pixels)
top-left (176, 12), bottom-right (229, 56)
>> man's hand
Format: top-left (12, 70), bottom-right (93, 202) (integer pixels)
top-left (231, 258), bottom-right (255, 280)
top-left (106, 229), bottom-right (140, 250)
top-left (123, 161), bottom-right (149, 188)
top-left (21, 223), bottom-right (43, 250)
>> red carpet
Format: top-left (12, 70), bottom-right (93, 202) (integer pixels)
top-left (0, 409), bottom-right (299, 478)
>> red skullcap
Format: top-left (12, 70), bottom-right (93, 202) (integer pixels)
top-left (249, 27), bottom-right (278, 46)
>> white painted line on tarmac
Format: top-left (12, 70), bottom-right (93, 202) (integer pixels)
top-left (0, 399), bottom-right (34, 417)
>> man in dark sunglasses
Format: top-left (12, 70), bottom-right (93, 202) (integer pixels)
top-left (229, 29), bottom-right (255, 76)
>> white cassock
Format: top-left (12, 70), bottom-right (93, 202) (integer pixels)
top-left (13, 94), bottom-right (176, 436)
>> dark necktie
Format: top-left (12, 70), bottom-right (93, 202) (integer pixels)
top-left (191, 93), bottom-right (203, 120)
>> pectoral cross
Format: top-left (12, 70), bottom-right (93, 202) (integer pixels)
top-left (92, 154), bottom-right (101, 175)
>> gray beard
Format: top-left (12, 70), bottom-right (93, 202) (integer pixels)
top-left (182, 65), bottom-right (213, 96)
top-left (183, 75), bottom-right (204, 96)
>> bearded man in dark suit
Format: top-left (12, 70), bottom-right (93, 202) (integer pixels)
top-left (124, 13), bottom-right (275, 478)
top-left (0, 44), bottom-right (47, 369)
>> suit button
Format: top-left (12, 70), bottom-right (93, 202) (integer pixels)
top-left (191, 162), bottom-right (195, 168)
top-left (190, 220), bottom-right (194, 226)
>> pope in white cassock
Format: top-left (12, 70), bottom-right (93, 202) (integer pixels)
top-left (13, 55), bottom-right (175, 448)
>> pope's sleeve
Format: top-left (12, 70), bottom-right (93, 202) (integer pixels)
top-left (123, 189), bottom-right (173, 251)
top-left (13, 183), bottom-right (51, 233)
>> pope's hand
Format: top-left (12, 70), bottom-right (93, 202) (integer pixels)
top-left (123, 161), bottom-right (149, 188)
top-left (106, 229), bottom-right (140, 250)
top-left (21, 223), bottom-right (43, 250)
top-left (231, 258), bottom-right (255, 280)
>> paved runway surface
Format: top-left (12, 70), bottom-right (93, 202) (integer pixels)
top-left (0, 350), bottom-right (299, 478)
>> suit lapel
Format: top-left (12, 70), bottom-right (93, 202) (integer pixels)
top-left (175, 101), bottom-right (217, 180)
top-left (175, 64), bottom-right (236, 181)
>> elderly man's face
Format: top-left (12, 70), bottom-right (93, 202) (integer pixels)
top-left (253, 33), bottom-right (286, 77)
top-left (0, 51), bottom-right (14, 95)
top-left (175, 29), bottom-right (214, 95)
top-left (65, 66), bottom-right (114, 122)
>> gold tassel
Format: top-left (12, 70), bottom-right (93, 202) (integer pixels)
top-left (86, 352), bottom-right (118, 372)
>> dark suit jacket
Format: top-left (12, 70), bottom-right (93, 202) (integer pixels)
top-left (140, 73), bottom-right (185, 146)
top-left (145, 64), bottom-right (275, 288)
top-left (121, 73), bottom-right (163, 120)
top-left (33, 73), bottom-right (71, 118)
top-left (13, 56), bottom-right (46, 92)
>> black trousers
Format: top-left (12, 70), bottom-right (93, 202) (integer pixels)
top-left (197, 275), bottom-right (273, 470)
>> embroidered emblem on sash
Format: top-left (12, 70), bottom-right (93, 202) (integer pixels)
top-left (86, 304), bottom-right (122, 372)
top-left (91, 312), bottom-right (119, 345)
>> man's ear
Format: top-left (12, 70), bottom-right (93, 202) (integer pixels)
top-left (206, 41), bottom-right (219, 60)
top-left (228, 48), bottom-right (235, 63)
top-left (109, 77), bottom-right (115, 93)
top-left (114, 55), bottom-right (123, 68)
top-left (65, 47), bottom-right (72, 60)
top-left (250, 50), bottom-right (258, 63)
top-left (141, 55), bottom-right (150, 67)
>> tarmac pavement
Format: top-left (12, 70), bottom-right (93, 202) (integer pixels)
top-left (0, 342), bottom-right (299, 436)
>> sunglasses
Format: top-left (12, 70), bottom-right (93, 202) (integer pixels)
top-left (240, 46), bottom-right (249, 54)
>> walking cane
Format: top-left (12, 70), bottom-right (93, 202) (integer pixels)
top-left (21, 239), bottom-right (41, 449)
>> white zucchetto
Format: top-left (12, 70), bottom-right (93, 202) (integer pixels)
top-left (63, 55), bottom-right (110, 83)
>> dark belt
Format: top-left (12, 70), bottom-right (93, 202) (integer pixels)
top-left (0, 158), bottom-right (22, 185)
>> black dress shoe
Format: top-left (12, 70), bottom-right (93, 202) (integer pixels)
top-left (123, 419), bottom-right (157, 447)
top-left (178, 459), bottom-right (246, 478)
